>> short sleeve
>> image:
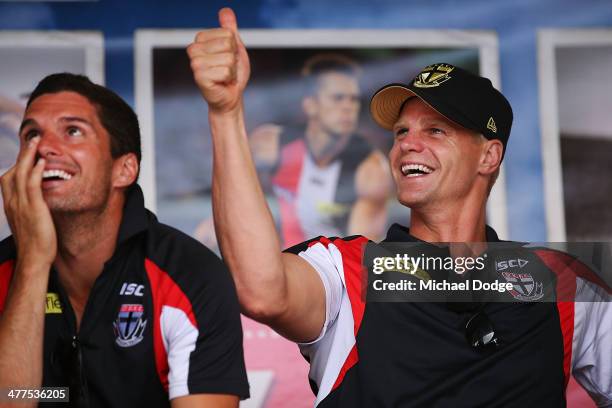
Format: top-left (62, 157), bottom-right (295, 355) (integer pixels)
top-left (147, 231), bottom-right (249, 401)
top-left (295, 241), bottom-right (345, 346)
top-left (572, 278), bottom-right (612, 406)
top-left (173, 252), bottom-right (249, 399)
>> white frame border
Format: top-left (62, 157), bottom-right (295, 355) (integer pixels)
top-left (135, 29), bottom-right (508, 238)
top-left (0, 31), bottom-right (104, 85)
top-left (538, 29), bottom-right (612, 241)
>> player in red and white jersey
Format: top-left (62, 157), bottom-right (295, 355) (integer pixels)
top-left (249, 54), bottom-right (390, 247)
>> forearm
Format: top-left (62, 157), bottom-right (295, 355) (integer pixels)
top-left (0, 262), bottom-right (49, 392)
top-left (209, 108), bottom-right (288, 319)
top-left (348, 199), bottom-right (388, 241)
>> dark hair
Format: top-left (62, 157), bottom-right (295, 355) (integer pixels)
top-left (27, 73), bottom-right (142, 167)
top-left (300, 54), bottom-right (361, 97)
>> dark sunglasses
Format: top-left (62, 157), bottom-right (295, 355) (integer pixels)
top-left (464, 310), bottom-right (504, 350)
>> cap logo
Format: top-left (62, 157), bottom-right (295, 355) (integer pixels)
top-left (413, 63), bottom-right (454, 88)
top-left (487, 117), bottom-right (497, 133)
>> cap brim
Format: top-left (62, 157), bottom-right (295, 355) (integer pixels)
top-left (369, 84), bottom-right (417, 131)
top-left (370, 83), bottom-right (483, 136)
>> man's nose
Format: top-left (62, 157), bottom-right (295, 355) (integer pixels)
top-left (37, 133), bottom-right (63, 158)
top-left (398, 130), bottom-right (426, 153)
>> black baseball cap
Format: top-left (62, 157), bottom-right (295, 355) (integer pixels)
top-left (370, 63), bottom-right (513, 159)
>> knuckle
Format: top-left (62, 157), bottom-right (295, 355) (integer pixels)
top-left (190, 58), bottom-right (201, 71)
top-left (186, 43), bottom-right (196, 58)
top-left (221, 66), bottom-right (232, 78)
top-left (195, 30), bottom-right (208, 43)
top-left (222, 37), bottom-right (232, 50)
top-left (219, 28), bottom-right (232, 37)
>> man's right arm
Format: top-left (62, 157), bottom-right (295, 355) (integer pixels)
top-left (0, 136), bottom-right (56, 405)
top-left (187, 8), bottom-right (326, 343)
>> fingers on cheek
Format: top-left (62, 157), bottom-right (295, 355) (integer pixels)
top-left (27, 160), bottom-right (44, 193)
top-left (15, 142), bottom-right (38, 183)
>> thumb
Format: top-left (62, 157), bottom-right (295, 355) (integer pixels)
top-left (218, 7), bottom-right (238, 31)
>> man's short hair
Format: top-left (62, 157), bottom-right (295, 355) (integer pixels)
top-left (301, 54), bottom-right (361, 97)
top-left (26, 73), bottom-right (142, 167)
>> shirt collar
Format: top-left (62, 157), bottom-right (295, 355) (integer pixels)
top-left (116, 184), bottom-right (149, 245)
top-left (383, 223), bottom-right (501, 243)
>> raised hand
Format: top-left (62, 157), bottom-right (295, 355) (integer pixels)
top-left (0, 137), bottom-right (57, 271)
top-left (187, 7), bottom-right (251, 114)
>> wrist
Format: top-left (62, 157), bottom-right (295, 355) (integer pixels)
top-left (15, 259), bottom-right (52, 280)
top-left (208, 103), bottom-right (247, 139)
top-left (208, 102), bottom-right (243, 121)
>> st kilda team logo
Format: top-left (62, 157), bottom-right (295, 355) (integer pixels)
top-left (500, 272), bottom-right (544, 301)
top-left (113, 304), bottom-right (147, 347)
top-left (496, 258), bottom-right (544, 301)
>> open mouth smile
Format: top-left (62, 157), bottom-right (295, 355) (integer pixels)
top-left (42, 169), bottom-right (74, 182)
top-left (401, 163), bottom-right (434, 178)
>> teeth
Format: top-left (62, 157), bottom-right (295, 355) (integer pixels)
top-left (42, 169), bottom-right (73, 180)
top-left (401, 163), bottom-right (434, 176)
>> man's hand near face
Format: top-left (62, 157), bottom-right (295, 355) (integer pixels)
top-left (2, 137), bottom-right (57, 269)
top-left (0, 136), bottom-right (56, 401)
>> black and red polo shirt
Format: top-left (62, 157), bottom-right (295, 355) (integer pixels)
top-left (287, 224), bottom-right (611, 407)
top-left (0, 185), bottom-right (249, 407)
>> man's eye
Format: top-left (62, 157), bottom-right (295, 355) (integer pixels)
top-left (430, 128), bottom-right (445, 135)
top-left (24, 129), bottom-right (40, 141)
top-left (67, 127), bottom-right (83, 137)
top-left (395, 127), bottom-right (408, 137)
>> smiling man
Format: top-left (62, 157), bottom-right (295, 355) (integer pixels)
top-left (190, 8), bottom-right (611, 407)
top-left (0, 73), bottom-right (248, 407)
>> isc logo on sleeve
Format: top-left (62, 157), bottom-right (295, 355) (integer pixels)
top-left (119, 282), bottom-right (145, 297)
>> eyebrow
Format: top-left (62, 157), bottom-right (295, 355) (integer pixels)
top-left (19, 118), bottom-right (36, 134)
top-left (59, 116), bottom-right (93, 128)
top-left (19, 116), bottom-right (93, 134)
top-left (392, 117), bottom-right (454, 132)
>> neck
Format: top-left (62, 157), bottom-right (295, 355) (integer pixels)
top-left (408, 193), bottom-right (488, 243)
top-left (52, 193), bottom-right (125, 305)
top-left (305, 122), bottom-right (349, 166)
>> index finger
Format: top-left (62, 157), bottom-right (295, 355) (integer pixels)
top-left (14, 137), bottom-right (41, 200)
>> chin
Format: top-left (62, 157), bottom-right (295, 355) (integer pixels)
top-left (396, 190), bottom-right (431, 209)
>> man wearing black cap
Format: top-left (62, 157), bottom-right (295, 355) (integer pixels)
top-left (190, 8), bottom-right (611, 407)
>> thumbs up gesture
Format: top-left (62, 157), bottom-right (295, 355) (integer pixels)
top-left (188, 8), bottom-right (251, 114)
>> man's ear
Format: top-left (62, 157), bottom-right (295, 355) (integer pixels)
top-left (112, 153), bottom-right (139, 188)
top-left (302, 96), bottom-right (317, 118)
top-left (479, 139), bottom-right (503, 176)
